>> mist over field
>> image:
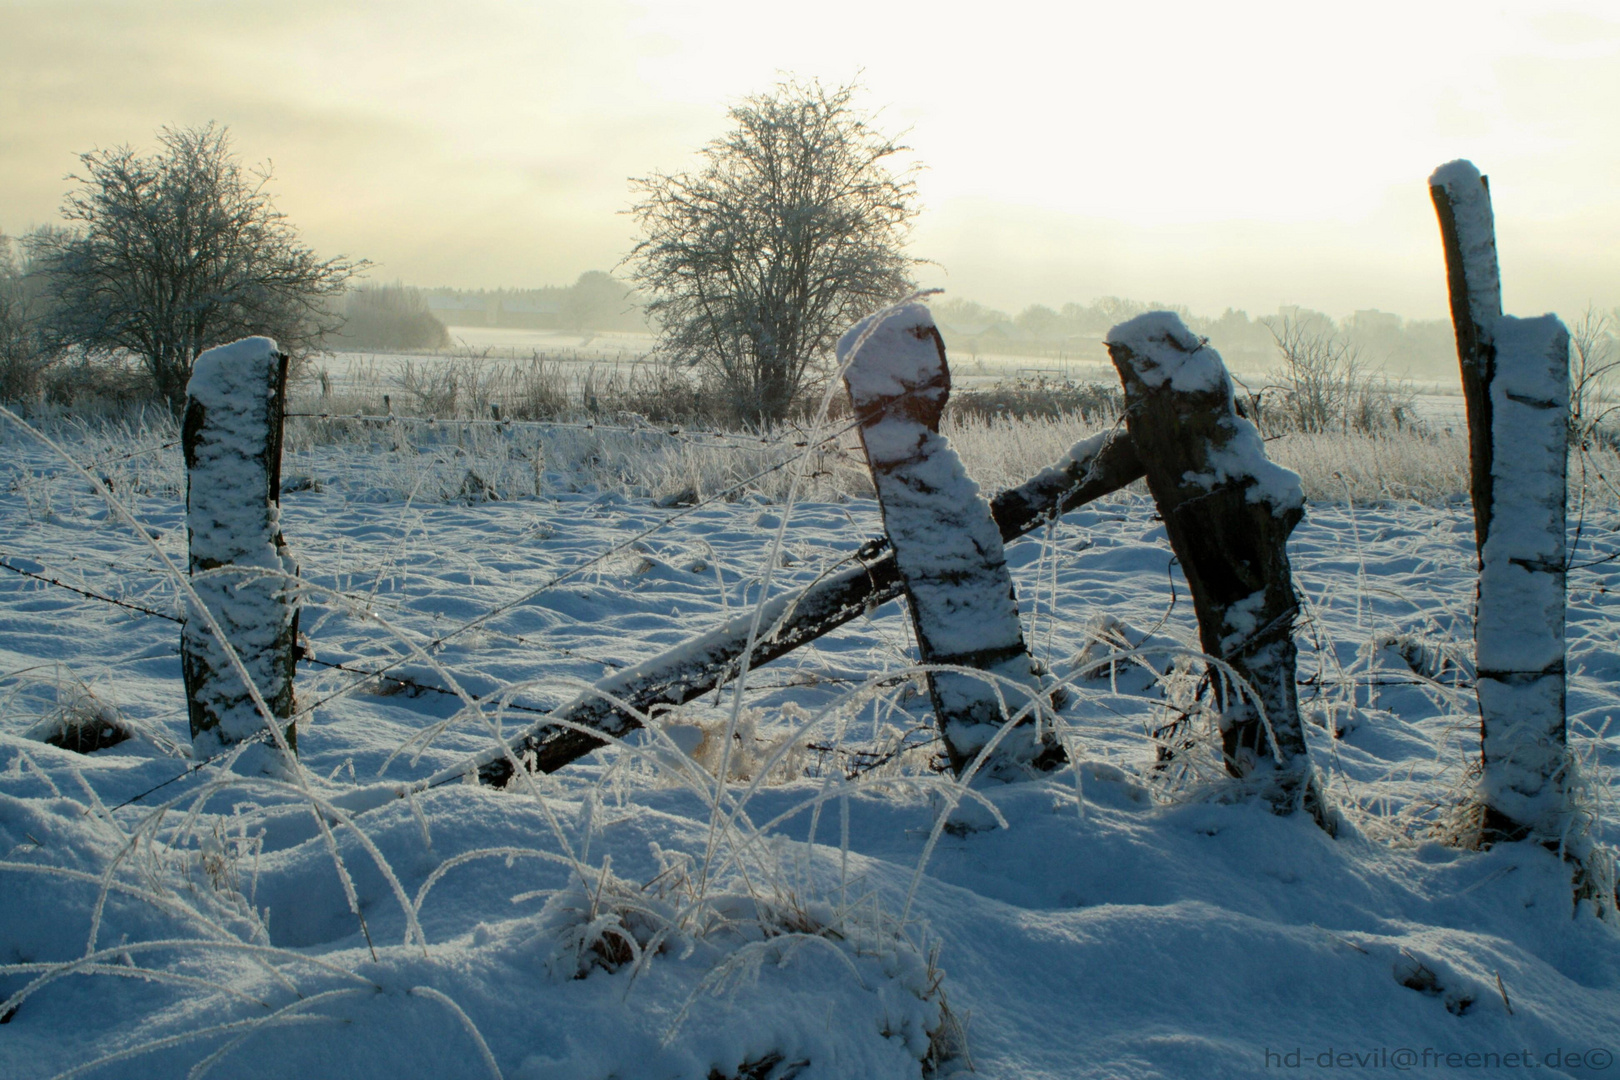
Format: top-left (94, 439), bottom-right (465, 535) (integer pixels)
top-left (4, 1), bottom-right (1618, 326)
top-left (408, 279), bottom-right (1477, 381)
top-left (3, 4), bottom-right (1620, 1080)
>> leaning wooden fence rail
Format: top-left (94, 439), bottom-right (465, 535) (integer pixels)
top-left (457, 426), bottom-right (1145, 791)
top-left (180, 337), bottom-right (300, 763)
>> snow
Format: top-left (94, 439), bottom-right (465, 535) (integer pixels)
top-left (181, 338), bottom-right (297, 758)
top-left (839, 303), bottom-right (1044, 770)
top-left (1475, 314), bottom-right (1571, 837)
top-left (1103, 313), bottom-right (1221, 393)
top-left (1, 409), bottom-right (1618, 1079)
top-left (1107, 312), bottom-right (1304, 512)
top-left (1429, 160), bottom-right (1504, 333)
top-left (837, 303), bottom-right (947, 406)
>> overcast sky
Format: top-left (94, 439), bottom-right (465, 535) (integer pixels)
top-left (3, 0), bottom-right (1617, 322)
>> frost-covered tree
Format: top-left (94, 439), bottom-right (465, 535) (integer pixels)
top-left (36, 124), bottom-right (363, 413)
top-left (0, 231), bottom-right (61, 401)
top-left (627, 79), bottom-right (921, 426)
top-left (1568, 307), bottom-right (1620, 447)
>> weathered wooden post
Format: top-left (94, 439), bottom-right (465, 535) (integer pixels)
top-left (1106, 313), bottom-right (1326, 826)
top-left (838, 303), bottom-right (1060, 779)
top-left (1430, 160), bottom-right (1570, 846)
top-left (180, 337), bottom-right (300, 760)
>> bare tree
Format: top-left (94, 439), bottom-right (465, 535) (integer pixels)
top-left (1259, 314), bottom-right (1416, 435)
top-left (1261, 314), bottom-right (1363, 433)
top-left (35, 124), bottom-right (364, 413)
top-left (0, 232), bottom-right (61, 401)
top-left (1568, 306), bottom-right (1620, 448)
top-left (626, 79), bottom-right (921, 426)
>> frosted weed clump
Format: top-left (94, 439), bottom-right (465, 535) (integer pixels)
top-left (658, 708), bottom-right (810, 784)
top-left (5, 312), bottom-right (1620, 1075)
top-left (0, 324), bottom-right (971, 1077)
top-left (8, 665), bottom-right (180, 757)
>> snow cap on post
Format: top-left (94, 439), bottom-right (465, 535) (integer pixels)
top-left (1103, 313), bottom-right (1223, 393)
top-left (182, 336), bottom-right (298, 763)
top-left (1429, 160), bottom-right (1503, 337)
top-left (838, 301), bottom-right (949, 426)
top-left (1106, 313), bottom-right (1302, 513)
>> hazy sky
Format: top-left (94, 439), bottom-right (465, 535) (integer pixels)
top-left (3, 0), bottom-right (1617, 322)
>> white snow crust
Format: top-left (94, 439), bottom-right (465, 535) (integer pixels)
top-left (1104, 312), bottom-right (1220, 393)
top-left (1475, 314), bottom-right (1570, 832)
top-left (182, 337), bottom-right (295, 753)
top-left (837, 303), bottom-right (942, 403)
top-left (1429, 159), bottom-right (1503, 333)
top-left (1, 408), bottom-right (1618, 1080)
top-left (1109, 312), bottom-right (1304, 512)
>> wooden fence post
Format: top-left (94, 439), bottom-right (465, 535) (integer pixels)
top-left (1430, 160), bottom-right (1570, 846)
top-left (180, 337), bottom-right (299, 760)
top-left (839, 303), bottom-right (1059, 779)
top-left (1106, 313), bottom-right (1326, 825)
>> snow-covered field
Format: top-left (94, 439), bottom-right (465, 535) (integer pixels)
top-left (2, 409), bottom-right (1618, 1079)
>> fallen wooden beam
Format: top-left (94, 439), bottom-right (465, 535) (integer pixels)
top-left (462, 427), bottom-right (1144, 786)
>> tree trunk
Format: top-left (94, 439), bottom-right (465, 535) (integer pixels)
top-left (1430, 161), bottom-right (1570, 846)
top-left (460, 428), bottom-right (1144, 787)
top-left (181, 338), bottom-right (299, 762)
top-left (1106, 313), bottom-right (1326, 826)
top-left (840, 302), bottom-right (1056, 778)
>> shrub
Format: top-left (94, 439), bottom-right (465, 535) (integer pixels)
top-left (329, 282), bottom-right (451, 352)
top-left (947, 376), bottom-right (1121, 423)
top-left (1247, 316), bottom-right (1422, 436)
top-left (0, 232), bottom-right (62, 402)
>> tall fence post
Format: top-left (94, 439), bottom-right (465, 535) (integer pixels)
top-left (838, 303), bottom-right (1060, 779)
top-left (1105, 313), bottom-right (1326, 826)
top-left (180, 337), bottom-right (299, 760)
top-left (1430, 160), bottom-right (1570, 846)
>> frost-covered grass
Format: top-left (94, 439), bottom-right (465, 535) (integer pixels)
top-left (2, 400), bottom-right (1619, 1079)
top-left (28, 358), bottom-right (1606, 510)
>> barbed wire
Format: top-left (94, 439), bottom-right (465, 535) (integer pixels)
top-left (279, 413), bottom-right (870, 718)
top-left (0, 556), bottom-right (181, 622)
top-left (82, 438), bottom-right (182, 470)
top-left (0, 554), bottom-right (590, 707)
top-left (0, 409), bottom-right (875, 735)
top-left (3, 438), bottom-right (182, 480)
top-left (0, 383), bottom-right (920, 806)
top-left (0, 546), bottom-right (637, 671)
top-left (281, 411), bottom-right (846, 455)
